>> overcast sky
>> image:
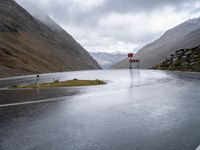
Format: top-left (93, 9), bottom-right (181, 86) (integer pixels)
top-left (16, 0), bottom-right (200, 53)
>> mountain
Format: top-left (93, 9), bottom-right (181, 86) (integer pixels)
top-left (0, 0), bottom-right (100, 78)
top-left (112, 17), bottom-right (200, 69)
top-left (90, 52), bottom-right (126, 69)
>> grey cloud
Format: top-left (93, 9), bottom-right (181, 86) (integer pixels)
top-left (16, 0), bottom-right (200, 53)
top-left (17, 0), bottom-right (200, 26)
top-left (100, 0), bottom-right (198, 13)
top-left (17, 0), bottom-right (101, 25)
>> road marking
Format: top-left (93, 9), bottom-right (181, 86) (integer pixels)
top-left (0, 88), bottom-right (8, 90)
top-left (196, 145), bottom-right (200, 150)
top-left (0, 97), bottom-right (64, 107)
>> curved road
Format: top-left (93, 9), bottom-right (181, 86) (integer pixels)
top-left (0, 69), bottom-right (200, 150)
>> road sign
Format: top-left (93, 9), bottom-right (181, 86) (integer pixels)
top-left (128, 53), bottom-right (140, 69)
top-left (128, 53), bottom-right (133, 57)
top-left (129, 59), bottom-right (140, 63)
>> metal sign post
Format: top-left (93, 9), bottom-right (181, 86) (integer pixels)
top-left (36, 75), bottom-right (40, 87)
top-left (127, 53), bottom-right (140, 69)
top-left (128, 53), bottom-right (133, 69)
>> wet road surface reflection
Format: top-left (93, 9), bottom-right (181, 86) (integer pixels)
top-left (1, 69), bottom-right (200, 150)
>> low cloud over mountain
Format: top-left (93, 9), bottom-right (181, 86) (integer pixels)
top-left (16, 0), bottom-right (200, 53)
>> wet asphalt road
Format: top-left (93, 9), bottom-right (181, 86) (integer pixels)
top-left (1, 69), bottom-right (200, 150)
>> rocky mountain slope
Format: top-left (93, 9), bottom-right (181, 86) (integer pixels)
top-left (112, 17), bottom-right (200, 69)
top-left (153, 46), bottom-right (200, 72)
top-left (0, 0), bottom-right (100, 78)
top-left (90, 52), bottom-right (126, 69)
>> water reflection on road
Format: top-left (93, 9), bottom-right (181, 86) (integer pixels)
top-left (1, 69), bottom-right (200, 150)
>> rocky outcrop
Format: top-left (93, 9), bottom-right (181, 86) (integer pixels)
top-left (153, 46), bottom-right (200, 72)
top-left (0, 0), bottom-right (100, 78)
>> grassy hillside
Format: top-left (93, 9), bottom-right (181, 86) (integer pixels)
top-left (0, 0), bottom-right (100, 78)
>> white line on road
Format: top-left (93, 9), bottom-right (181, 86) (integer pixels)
top-left (0, 97), bottom-right (65, 107)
